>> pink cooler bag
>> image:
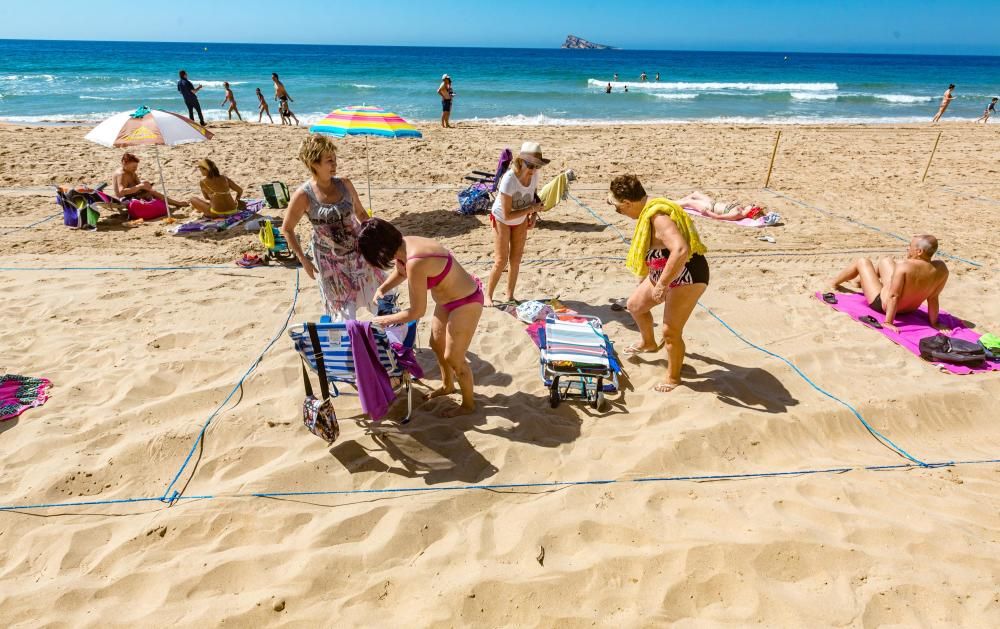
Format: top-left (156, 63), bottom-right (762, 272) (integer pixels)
top-left (127, 197), bottom-right (168, 220)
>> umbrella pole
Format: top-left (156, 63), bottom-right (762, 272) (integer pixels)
top-left (365, 134), bottom-right (372, 214)
top-left (154, 145), bottom-right (172, 219)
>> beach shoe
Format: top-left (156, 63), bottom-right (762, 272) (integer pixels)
top-left (763, 212), bottom-right (781, 226)
top-left (758, 235), bottom-right (776, 243)
top-left (236, 253), bottom-right (264, 268)
top-left (610, 298), bottom-right (627, 311)
top-left (859, 315), bottom-right (883, 330)
top-left (822, 292), bottom-right (838, 304)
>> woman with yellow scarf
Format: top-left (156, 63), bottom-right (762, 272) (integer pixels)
top-left (609, 175), bottom-right (710, 393)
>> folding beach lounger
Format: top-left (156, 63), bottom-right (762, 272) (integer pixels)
top-left (288, 315), bottom-right (420, 423)
top-left (538, 314), bottom-right (620, 410)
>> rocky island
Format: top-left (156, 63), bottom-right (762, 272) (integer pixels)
top-left (561, 35), bottom-right (614, 50)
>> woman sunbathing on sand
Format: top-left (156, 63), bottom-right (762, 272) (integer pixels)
top-left (112, 152), bottom-right (187, 208)
top-left (677, 191), bottom-right (766, 221)
top-left (188, 158), bottom-right (244, 217)
top-left (610, 175), bottom-right (710, 393)
top-left (359, 217), bottom-right (484, 418)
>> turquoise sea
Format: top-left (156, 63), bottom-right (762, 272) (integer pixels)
top-left (1, 39), bottom-right (998, 125)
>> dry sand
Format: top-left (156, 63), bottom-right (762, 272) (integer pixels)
top-left (1, 121), bottom-right (998, 627)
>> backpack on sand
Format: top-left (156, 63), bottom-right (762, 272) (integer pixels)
top-left (918, 334), bottom-right (986, 365)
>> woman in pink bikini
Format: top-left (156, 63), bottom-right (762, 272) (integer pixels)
top-left (358, 218), bottom-right (484, 418)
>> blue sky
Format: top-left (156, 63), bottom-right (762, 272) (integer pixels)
top-left (2, 0), bottom-right (997, 55)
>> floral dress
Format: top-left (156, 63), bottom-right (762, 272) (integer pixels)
top-left (300, 178), bottom-right (385, 320)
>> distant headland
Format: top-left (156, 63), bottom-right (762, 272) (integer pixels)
top-left (561, 35), bottom-right (615, 50)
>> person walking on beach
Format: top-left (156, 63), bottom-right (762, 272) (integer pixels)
top-left (281, 134), bottom-right (386, 320)
top-left (272, 73), bottom-right (298, 126)
top-left (255, 88), bottom-right (273, 123)
top-left (220, 82), bottom-right (242, 121)
top-left (609, 175), bottom-right (709, 393)
top-left (438, 74), bottom-right (454, 128)
top-left (359, 218), bottom-right (485, 418)
top-left (176, 70), bottom-right (205, 126)
top-left (975, 97), bottom-right (997, 123)
top-left (932, 84), bottom-right (955, 123)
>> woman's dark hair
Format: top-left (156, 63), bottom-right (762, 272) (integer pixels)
top-left (121, 152), bottom-right (139, 165)
top-left (948, 84), bottom-right (955, 89)
top-left (357, 218), bottom-right (403, 269)
top-left (609, 174), bottom-right (647, 202)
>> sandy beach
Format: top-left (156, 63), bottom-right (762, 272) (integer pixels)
top-left (1, 120), bottom-right (999, 626)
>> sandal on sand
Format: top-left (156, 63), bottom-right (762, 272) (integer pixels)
top-left (623, 340), bottom-right (665, 356)
top-left (236, 253), bottom-right (264, 268)
top-left (822, 292), bottom-right (838, 304)
top-left (610, 298), bottom-right (626, 312)
top-left (859, 315), bottom-right (883, 330)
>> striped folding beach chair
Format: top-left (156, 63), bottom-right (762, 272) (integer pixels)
top-left (288, 315), bottom-right (419, 423)
top-left (539, 314), bottom-right (620, 410)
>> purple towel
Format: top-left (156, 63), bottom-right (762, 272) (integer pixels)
top-left (346, 320), bottom-right (396, 422)
top-left (815, 292), bottom-right (999, 375)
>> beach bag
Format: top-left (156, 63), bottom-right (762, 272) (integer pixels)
top-left (62, 197), bottom-right (99, 229)
top-left (516, 300), bottom-right (554, 324)
top-left (918, 334), bottom-right (986, 365)
top-left (457, 183), bottom-right (492, 215)
top-left (262, 182), bottom-right (290, 209)
top-left (127, 197), bottom-right (168, 220)
top-left (301, 323), bottom-right (339, 443)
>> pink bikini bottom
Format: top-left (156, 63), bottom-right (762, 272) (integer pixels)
top-left (442, 276), bottom-right (484, 313)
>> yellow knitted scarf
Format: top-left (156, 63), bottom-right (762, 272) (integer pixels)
top-left (625, 197), bottom-right (708, 277)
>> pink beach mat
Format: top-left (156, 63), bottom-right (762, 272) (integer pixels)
top-left (683, 206), bottom-right (766, 228)
top-left (814, 292), bottom-right (999, 375)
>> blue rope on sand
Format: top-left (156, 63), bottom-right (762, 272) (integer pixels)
top-left (567, 193), bottom-right (630, 244)
top-left (764, 188), bottom-right (983, 268)
top-left (159, 268), bottom-right (301, 504)
top-left (697, 303), bottom-right (931, 467)
top-left (6, 457), bottom-right (998, 512)
top-left (1, 213), bottom-right (59, 236)
top-left (938, 185), bottom-right (1000, 207)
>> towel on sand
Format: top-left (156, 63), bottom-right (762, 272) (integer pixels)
top-left (1, 374), bottom-right (52, 421)
top-left (172, 199), bottom-right (265, 235)
top-left (815, 291), bottom-right (1000, 375)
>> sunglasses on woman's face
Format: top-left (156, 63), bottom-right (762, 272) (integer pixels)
top-left (524, 162), bottom-right (540, 170)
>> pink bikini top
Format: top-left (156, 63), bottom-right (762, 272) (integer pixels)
top-left (407, 253), bottom-right (453, 289)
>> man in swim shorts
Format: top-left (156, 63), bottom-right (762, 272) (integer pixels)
top-left (272, 73), bottom-right (298, 125)
top-left (829, 235), bottom-right (949, 333)
top-left (438, 74), bottom-right (454, 128)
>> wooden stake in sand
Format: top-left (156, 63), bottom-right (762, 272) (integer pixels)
top-left (922, 131), bottom-right (943, 183)
top-left (764, 130), bottom-right (782, 188)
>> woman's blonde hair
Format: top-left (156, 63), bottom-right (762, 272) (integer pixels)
top-left (298, 135), bottom-right (337, 173)
top-left (197, 158), bottom-right (221, 178)
top-left (509, 156), bottom-right (528, 176)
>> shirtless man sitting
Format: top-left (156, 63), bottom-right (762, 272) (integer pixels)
top-left (112, 152), bottom-right (187, 208)
top-left (829, 235), bottom-right (949, 333)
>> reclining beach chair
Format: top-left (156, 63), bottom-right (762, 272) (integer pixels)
top-left (538, 314), bottom-right (620, 410)
top-left (464, 147), bottom-right (513, 192)
top-left (288, 315), bottom-right (420, 423)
